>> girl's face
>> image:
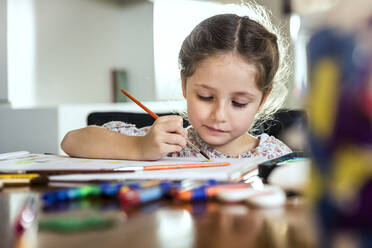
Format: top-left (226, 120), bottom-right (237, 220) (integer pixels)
top-left (182, 52), bottom-right (268, 154)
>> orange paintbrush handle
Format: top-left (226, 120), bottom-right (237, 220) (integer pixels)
top-left (143, 162), bottom-right (230, 171)
top-left (120, 89), bottom-right (159, 119)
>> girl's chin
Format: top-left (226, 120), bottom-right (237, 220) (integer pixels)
top-left (199, 134), bottom-right (230, 147)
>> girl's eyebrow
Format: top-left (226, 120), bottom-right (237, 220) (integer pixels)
top-left (194, 84), bottom-right (214, 90)
top-left (194, 84), bottom-right (257, 98)
top-left (233, 92), bottom-right (256, 98)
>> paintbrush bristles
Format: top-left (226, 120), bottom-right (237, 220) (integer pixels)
top-left (185, 140), bottom-right (210, 160)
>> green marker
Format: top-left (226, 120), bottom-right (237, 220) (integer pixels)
top-left (39, 215), bottom-right (116, 233)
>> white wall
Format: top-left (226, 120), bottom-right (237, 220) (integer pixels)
top-left (8, 0), bottom-right (155, 107)
top-left (0, 101), bottom-right (186, 154)
top-left (0, 107), bottom-right (59, 153)
top-left (0, 0), bottom-right (8, 103)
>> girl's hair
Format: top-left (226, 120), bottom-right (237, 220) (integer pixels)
top-left (178, 7), bottom-right (290, 132)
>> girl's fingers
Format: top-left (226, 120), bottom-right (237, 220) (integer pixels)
top-left (156, 116), bottom-right (184, 129)
top-left (157, 115), bottom-right (183, 123)
top-left (163, 133), bottom-right (187, 147)
top-left (154, 116), bottom-right (186, 137)
top-left (160, 144), bottom-right (183, 156)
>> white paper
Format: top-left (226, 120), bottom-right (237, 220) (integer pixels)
top-left (0, 153), bottom-right (266, 182)
top-left (49, 157), bottom-right (266, 182)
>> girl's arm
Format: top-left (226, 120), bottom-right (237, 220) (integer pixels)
top-left (61, 115), bottom-right (187, 160)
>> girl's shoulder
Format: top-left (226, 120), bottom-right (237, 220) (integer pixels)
top-left (102, 121), bottom-right (150, 136)
top-left (169, 128), bottom-right (292, 160)
top-left (252, 133), bottom-right (292, 160)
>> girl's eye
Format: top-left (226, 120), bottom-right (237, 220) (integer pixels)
top-left (197, 95), bottom-right (213, 101)
top-left (232, 101), bottom-right (247, 108)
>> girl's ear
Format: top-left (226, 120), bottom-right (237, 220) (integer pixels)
top-left (258, 87), bottom-right (272, 111)
top-left (181, 73), bottom-right (187, 98)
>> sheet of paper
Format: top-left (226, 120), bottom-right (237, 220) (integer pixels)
top-left (49, 156), bottom-right (266, 182)
top-left (0, 153), bottom-right (232, 171)
top-left (0, 152), bottom-right (267, 182)
top-left (0, 153), bottom-right (141, 171)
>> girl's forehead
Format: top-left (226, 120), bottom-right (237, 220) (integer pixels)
top-left (198, 52), bottom-right (256, 69)
top-left (188, 53), bottom-right (261, 94)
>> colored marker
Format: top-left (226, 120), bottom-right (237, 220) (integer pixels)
top-left (175, 183), bottom-right (253, 201)
top-left (0, 174), bottom-right (48, 185)
top-left (42, 185), bottom-right (99, 204)
top-left (119, 181), bottom-right (172, 206)
top-left (169, 179), bottom-right (217, 196)
top-left (13, 196), bottom-right (38, 237)
top-left (42, 181), bottom-right (162, 204)
top-left (39, 215), bottom-right (116, 233)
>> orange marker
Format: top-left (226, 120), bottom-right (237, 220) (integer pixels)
top-left (120, 89), bottom-right (211, 160)
top-left (176, 183), bottom-right (253, 201)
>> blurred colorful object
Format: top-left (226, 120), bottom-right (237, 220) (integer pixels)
top-left (307, 13), bottom-right (372, 247)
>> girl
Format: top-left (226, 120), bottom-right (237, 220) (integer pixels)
top-left (61, 13), bottom-right (292, 160)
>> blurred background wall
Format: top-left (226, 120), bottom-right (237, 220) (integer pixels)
top-left (2, 0), bottom-right (296, 107)
top-left (0, 0), bottom-right (300, 153)
top-left (6, 0), bottom-right (155, 106)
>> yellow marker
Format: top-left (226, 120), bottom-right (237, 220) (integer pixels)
top-left (0, 174), bottom-right (48, 185)
top-left (0, 174), bottom-right (40, 179)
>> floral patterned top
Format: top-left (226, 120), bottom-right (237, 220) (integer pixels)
top-left (103, 121), bottom-right (292, 160)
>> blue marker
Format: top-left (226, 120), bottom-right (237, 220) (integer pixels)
top-left (42, 181), bottom-right (165, 205)
top-left (119, 181), bottom-right (172, 207)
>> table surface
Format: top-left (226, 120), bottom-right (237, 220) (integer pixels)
top-left (0, 187), bottom-right (318, 248)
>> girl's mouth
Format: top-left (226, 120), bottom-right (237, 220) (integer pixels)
top-left (205, 125), bottom-right (228, 133)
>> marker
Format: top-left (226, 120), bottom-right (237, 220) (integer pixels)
top-left (119, 181), bottom-right (172, 207)
top-left (120, 89), bottom-right (210, 160)
top-left (42, 180), bottom-right (161, 204)
top-left (39, 215), bottom-right (116, 233)
top-left (170, 179), bottom-right (217, 196)
top-left (13, 196), bottom-right (38, 237)
top-left (42, 197), bottom-right (120, 213)
top-left (0, 174), bottom-right (48, 186)
top-left (42, 185), bottom-right (101, 204)
top-left (175, 182), bottom-right (253, 201)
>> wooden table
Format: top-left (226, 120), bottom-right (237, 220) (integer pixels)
top-left (0, 187), bottom-right (317, 248)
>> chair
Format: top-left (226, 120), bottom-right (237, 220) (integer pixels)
top-left (254, 109), bottom-right (308, 151)
top-left (87, 109), bottom-right (306, 137)
top-left (87, 112), bottom-right (189, 128)
top-left (253, 109), bottom-right (307, 137)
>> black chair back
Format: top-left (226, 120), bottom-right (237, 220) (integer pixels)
top-left (87, 112), bottom-right (189, 128)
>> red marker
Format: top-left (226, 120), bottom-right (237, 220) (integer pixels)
top-left (13, 196), bottom-right (38, 237)
top-left (176, 183), bottom-right (253, 201)
top-left (119, 181), bottom-right (172, 207)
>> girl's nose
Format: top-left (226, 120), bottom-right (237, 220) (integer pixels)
top-left (211, 102), bottom-right (226, 122)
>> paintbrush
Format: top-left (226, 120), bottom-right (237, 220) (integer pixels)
top-left (120, 89), bottom-right (210, 160)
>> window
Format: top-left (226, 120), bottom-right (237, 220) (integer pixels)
top-left (153, 0), bottom-right (226, 100)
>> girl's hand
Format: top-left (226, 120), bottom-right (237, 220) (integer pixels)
top-left (137, 115), bottom-right (188, 160)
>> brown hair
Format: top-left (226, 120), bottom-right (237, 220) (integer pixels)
top-left (179, 13), bottom-right (279, 96)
